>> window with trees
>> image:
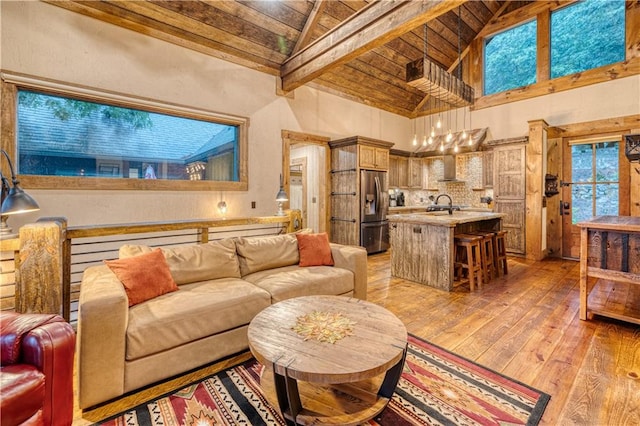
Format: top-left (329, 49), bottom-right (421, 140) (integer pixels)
top-left (551, 0), bottom-right (626, 79)
top-left (483, 20), bottom-right (537, 96)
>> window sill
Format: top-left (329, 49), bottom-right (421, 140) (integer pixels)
top-left (472, 57), bottom-right (640, 111)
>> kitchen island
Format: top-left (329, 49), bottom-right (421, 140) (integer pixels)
top-left (387, 211), bottom-right (505, 291)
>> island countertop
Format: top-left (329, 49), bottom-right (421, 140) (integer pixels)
top-left (387, 211), bottom-right (505, 227)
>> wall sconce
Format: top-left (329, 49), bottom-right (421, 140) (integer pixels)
top-left (275, 174), bottom-right (288, 216)
top-left (1, 149), bottom-right (40, 236)
top-left (217, 200), bottom-right (227, 216)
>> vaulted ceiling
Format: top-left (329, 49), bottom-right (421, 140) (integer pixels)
top-left (46, 1), bottom-right (532, 118)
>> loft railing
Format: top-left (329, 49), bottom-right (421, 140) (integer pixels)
top-left (0, 210), bottom-right (302, 325)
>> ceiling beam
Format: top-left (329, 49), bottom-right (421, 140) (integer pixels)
top-left (291, 0), bottom-right (328, 55)
top-left (281, 0), bottom-right (466, 92)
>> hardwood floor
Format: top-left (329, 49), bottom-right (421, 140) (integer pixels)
top-left (74, 253), bottom-right (640, 425)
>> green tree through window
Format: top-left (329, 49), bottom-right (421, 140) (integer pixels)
top-left (484, 20), bottom-right (537, 95)
top-left (551, 0), bottom-right (625, 79)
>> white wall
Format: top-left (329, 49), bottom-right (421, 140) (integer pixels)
top-left (0, 1), bottom-right (409, 228)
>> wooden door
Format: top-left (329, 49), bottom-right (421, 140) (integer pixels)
top-left (493, 145), bottom-right (526, 254)
top-left (561, 137), bottom-right (623, 258)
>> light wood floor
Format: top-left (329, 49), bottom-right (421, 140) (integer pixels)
top-left (74, 253), bottom-right (640, 425)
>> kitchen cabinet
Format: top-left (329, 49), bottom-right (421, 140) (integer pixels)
top-left (483, 151), bottom-right (493, 188)
top-left (389, 156), bottom-right (399, 188)
top-left (359, 145), bottom-right (389, 170)
top-left (389, 152), bottom-right (424, 189)
top-left (493, 145), bottom-right (526, 254)
top-left (408, 158), bottom-right (423, 188)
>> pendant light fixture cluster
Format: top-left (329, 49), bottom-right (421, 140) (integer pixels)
top-left (408, 6), bottom-right (475, 154)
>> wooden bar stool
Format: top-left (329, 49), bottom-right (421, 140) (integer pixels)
top-left (454, 234), bottom-right (483, 291)
top-left (468, 231), bottom-right (496, 283)
top-left (494, 230), bottom-right (508, 276)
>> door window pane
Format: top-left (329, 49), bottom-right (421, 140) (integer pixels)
top-left (572, 184), bottom-right (593, 224)
top-left (551, 0), bottom-right (626, 79)
top-left (571, 144), bottom-right (593, 183)
top-left (595, 142), bottom-right (619, 182)
top-left (595, 184), bottom-right (619, 216)
top-left (17, 90), bottom-right (239, 182)
top-left (484, 20), bottom-right (537, 95)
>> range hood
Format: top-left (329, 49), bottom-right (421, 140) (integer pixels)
top-left (438, 155), bottom-right (464, 182)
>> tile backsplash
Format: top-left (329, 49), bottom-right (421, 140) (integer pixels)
top-left (393, 153), bottom-right (493, 208)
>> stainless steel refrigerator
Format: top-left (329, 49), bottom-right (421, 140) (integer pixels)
top-left (360, 170), bottom-right (389, 254)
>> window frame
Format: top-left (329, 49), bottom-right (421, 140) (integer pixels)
top-left (1, 73), bottom-right (249, 191)
top-left (471, 0), bottom-right (637, 111)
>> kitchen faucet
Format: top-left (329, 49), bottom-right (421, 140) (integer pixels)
top-left (435, 193), bottom-right (454, 215)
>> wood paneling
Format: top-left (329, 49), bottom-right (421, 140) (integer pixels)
top-left (44, 1), bottom-right (529, 117)
top-left (330, 144), bottom-right (359, 246)
top-left (493, 144), bottom-right (526, 254)
top-left (389, 221), bottom-right (454, 291)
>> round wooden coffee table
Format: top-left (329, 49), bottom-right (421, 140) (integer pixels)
top-left (247, 295), bottom-right (407, 426)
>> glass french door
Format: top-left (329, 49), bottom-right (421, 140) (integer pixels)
top-left (562, 139), bottom-right (620, 258)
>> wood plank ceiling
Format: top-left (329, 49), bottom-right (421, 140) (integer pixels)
top-left (46, 1), bottom-right (532, 118)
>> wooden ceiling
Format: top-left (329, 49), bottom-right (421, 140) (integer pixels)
top-left (46, 1), bottom-right (532, 118)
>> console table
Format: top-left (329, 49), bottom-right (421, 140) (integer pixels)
top-left (577, 216), bottom-right (640, 325)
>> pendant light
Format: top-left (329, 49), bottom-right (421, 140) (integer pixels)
top-left (412, 118), bottom-right (417, 146)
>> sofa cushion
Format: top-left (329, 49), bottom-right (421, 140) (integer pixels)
top-left (105, 249), bottom-right (178, 307)
top-left (235, 234), bottom-right (299, 276)
top-left (296, 233), bottom-right (334, 267)
top-left (125, 278), bottom-right (271, 361)
top-left (243, 265), bottom-right (355, 303)
top-left (119, 239), bottom-right (241, 285)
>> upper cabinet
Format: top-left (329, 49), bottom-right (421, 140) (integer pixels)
top-left (389, 153), bottom-right (423, 189)
top-left (359, 145), bottom-right (389, 170)
top-left (408, 158), bottom-right (423, 188)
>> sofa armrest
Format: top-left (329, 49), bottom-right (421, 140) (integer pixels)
top-left (77, 265), bottom-right (129, 409)
top-left (330, 243), bottom-right (368, 300)
top-left (23, 318), bottom-right (75, 425)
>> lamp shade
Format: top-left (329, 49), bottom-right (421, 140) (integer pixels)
top-left (275, 188), bottom-right (288, 202)
top-left (1, 186), bottom-right (40, 215)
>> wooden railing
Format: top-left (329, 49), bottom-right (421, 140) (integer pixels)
top-left (1, 210), bottom-right (302, 325)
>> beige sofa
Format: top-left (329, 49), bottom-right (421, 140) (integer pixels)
top-left (77, 232), bottom-right (367, 409)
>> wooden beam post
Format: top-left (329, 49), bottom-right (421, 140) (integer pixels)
top-left (16, 218), bottom-right (68, 318)
top-left (526, 119), bottom-right (548, 261)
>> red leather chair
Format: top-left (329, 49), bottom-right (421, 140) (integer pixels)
top-left (0, 312), bottom-right (75, 426)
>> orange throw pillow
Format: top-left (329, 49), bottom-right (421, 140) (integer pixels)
top-left (296, 232), bottom-right (334, 267)
top-left (105, 249), bottom-right (178, 306)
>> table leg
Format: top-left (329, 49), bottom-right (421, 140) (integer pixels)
top-left (273, 365), bottom-right (302, 426)
top-left (378, 343), bottom-right (407, 399)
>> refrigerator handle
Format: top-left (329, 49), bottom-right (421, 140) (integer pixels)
top-left (374, 175), bottom-right (381, 216)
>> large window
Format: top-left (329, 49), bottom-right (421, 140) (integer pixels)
top-left (483, 20), bottom-right (537, 96)
top-left (17, 90), bottom-right (239, 182)
top-left (551, 0), bottom-right (626, 79)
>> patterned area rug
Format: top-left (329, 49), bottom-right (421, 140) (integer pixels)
top-left (98, 334), bottom-right (550, 425)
